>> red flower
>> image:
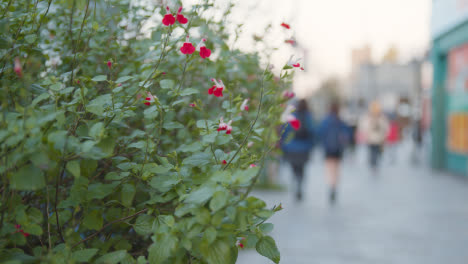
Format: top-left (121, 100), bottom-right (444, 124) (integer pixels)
top-left (176, 6), bottom-right (188, 24)
top-left (236, 238), bottom-right (245, 248)
top-left (107, 60), bottom-right (112, 69)
top-left (14, 57), bottom-right (22, 78)
top-left (222, 160), bottom-right (227, 164)
top-left (199, 46), bottom-right (211, 59)
top-left (189, 103), bottom-right (196, 107)
top-left (180, 36), bottom-right (195, 55)
top-left (162, 6), bottom-right (176, 26)
top-left (217, 117), bottom-right (227, 131)
top-left (21, 232), bottom-right (30, 237)
top-left (117, 83), bottom-right (122, 87)
top-left (282, 91), bottom-right (295, 99)
top-left (15, 224), bottom-right (21, 229)
top-left (144, 92), bottom-right (156, 106)
top-left (162, 72), bottom-right (166, 75)
top-left (225, 120), bottom-right (233, 134)
top-left (196, 38), bottom-right (211, 59)
top-left (208, 85), bottom-right (216, 95)
top-left (208, 78), bottom-right (224, 97)
top-left (240, 99), bottom-right (249, 111)
top-left (249, 164), bottom-right (257, 168)
top-left (281, 22), bottom-right (290, 29)
top-left (285, 39), bottom-right (296, 45)
top-left (289, 118), bottom-right (301, 130)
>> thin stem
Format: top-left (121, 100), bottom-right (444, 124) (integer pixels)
top-left (223, 64), bottom-right (269, 170)
top-left (46, 185), bottom-right (52, 249)
top-left (71, 208), bottom-right (148, 248)
top-left (55, 160), bottom-right (66, 243)
top-left (70, 0), bottom-right (90, 85)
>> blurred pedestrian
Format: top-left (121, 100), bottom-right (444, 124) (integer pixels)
top-left (358, 102), bottom-right (389, 173)
top-left (385, 114), bottom-right (400, 164)
top-left (317, 102), bottom-right (350, 204)
top-left (411, 118), bottom-right (423, 164)
top-left (280, 99), bottom-right (315, 201)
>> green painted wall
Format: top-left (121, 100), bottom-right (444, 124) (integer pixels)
top-left (431, 20), bottom-right (468, 176)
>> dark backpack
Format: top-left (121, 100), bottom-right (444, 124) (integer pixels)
top-left (294, 112), bottom-right (310, 140)
top-left (323, 119), bottom-right (346, 153)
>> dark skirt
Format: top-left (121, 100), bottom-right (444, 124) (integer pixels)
top-left (325, 150), bottom-right (343, 160)
top-left (283, 152), bottom-right (310, 167)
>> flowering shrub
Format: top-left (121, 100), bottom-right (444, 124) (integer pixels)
top-left (0, 0), bottom-right (298, 263)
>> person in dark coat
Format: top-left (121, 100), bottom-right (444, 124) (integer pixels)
top-left (280, 99), bottom-right (315, 201)
top-left (317, 103), bottom-right (350, 204)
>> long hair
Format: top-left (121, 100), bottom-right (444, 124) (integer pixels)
top-left (296, 99), bottom-right (309, 113)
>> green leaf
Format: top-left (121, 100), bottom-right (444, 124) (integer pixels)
top-left (92, 75), bottom-right (107, 82)
top-left (87, 94), bottom-right (112, 116)
top-left (159, 79), bottom-right (175, 89)
top-left (209, 190), bottom-right (228, 212)
top-left (66, 160), bottom-right (81, 178)
top-left (95, 250), bottom-right (127, 264)
top-left (24, 34), bottom-right (37, 44)
top-left (204, 227), bottom-right (217, 244)
top-left (134, 214), bottom-right (154, 236)
top-left (163, 121), bottom-right (184, 130)
top-left (148, 235), bottom-right (178, 264)
top-left (180, 88), bottom-right (199, 96)
top-left (185, 184), bottom-right (216, 205)
top-left (183, 153), bottom-right (212, 167)
top-left (72, 248), bottom-right (99, 262)
top-left (10, 165), bottom-right (45, 191)
top-left (83, 210), bottom-right (103, 230)
top-left (121, 183), bottom-right (136, 207)
top-left (89, 122), bottom-right (105, 140)
top-left (201, 239), bottom-right (237, 264)
top-left (143, 105), bottom-right (158, 119)
top-left (256, 236), bottom-right (280, 264)
top-left (23, 223), bottom-right (42, 236)
top-left (149, 175), bottom-right (180, 193)
top-left (115, 76), bottom-right (133, 83)
top-left (87, 183), bottom-right (119, 200)
top-left (259, 223), bottom-right (274, 234)
top-left (233, 167), bottom-right (259, 185)
top-left (178, 142), bottom-right (202, 152)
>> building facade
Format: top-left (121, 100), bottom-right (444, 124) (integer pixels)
top-left (431, 0), bottom-right (468, 176)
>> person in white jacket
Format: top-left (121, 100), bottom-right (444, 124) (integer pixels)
top-left (358, 102), bottom-right (389, 173)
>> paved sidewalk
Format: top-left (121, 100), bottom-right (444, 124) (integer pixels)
top-left (238, 144), bottom-right (468, 264)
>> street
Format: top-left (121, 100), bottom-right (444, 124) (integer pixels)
top-left (238, 143), bottom-right (468, 264)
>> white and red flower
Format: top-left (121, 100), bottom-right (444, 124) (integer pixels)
top-left (225, 120), bottom-right (233, 134)
top-left (236, 238), bottom-right (245, 249)
top-left (176, 6), bottom-right (188, 24)
top-left (144, 92), bottom-right (156, 106)
top-left (196, 38), bottom-right (211, 59)
top-left (208, 78), bottom-right (224, 97)
top-left (282, 90), bottom-right (295, 99)
top-left (281, 105), bottom-right (301, 130)
top-left (287, 55), bottom-right (302, 68)
top-left (180, 35), bottom-right (196, 55)
top-left (217, 117), bottom-right (228, 131)
top-left (14, 57), bottom-right (22, 78)
top-left (162, 6), bottom-right (176, 26)
top-left (240, 99), bottom-right (249, 111)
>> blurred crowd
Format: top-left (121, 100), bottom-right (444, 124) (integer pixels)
top-left (278, 99), bottom-right (425, 204)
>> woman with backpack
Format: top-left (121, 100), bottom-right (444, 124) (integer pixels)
top-left (317, 103), bottom-right (350, 204)
top-left (280, 99), bottom-right (315, 201)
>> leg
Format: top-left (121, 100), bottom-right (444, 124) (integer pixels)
top-left (325, 158), bottom-right (340, 203)
top-left (291, 163), bottom-right (305, 200)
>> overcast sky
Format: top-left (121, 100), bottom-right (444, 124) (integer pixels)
top-left (226, 0), bottom-right (432, 96)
